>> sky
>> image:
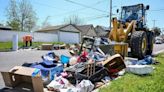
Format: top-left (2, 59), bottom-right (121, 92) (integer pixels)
top-left (0, 0), bottom-right (164, 29)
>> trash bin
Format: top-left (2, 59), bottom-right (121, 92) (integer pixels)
top-left (12, 34), bottom-right (18, 51)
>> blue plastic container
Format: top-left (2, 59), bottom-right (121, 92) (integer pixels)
top-left (60, 55), bottom-right (70, 64)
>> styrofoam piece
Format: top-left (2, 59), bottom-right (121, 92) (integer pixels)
top-left (126, 65), bottom-right (153, 75)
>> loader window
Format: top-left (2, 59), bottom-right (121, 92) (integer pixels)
top-left (121, 5), bottom-right (142, 22)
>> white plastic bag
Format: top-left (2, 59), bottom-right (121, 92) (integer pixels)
top-left (77, 80), bottom-right (94, 92)
top-left (47, 76), bottom-right (70, 89)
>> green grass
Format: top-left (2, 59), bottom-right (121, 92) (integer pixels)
top-left (100, 53), bottom-right (164, 92)
top-left (0, 41), bottom-right (64, 51)
top-left (0, 42), bottom-right (12, 52)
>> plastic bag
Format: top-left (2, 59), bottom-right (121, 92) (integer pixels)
top-left (77, 80), bottom-right (94, 92)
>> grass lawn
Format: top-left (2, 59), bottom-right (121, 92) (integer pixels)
top-left (0, 42), bottom-right (12, 52)
top-left (0, 41), bottom-right (64, 51)
top-left (100, 53), bottom-right (164, 92)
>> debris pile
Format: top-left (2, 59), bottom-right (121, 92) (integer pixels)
top-left (0, 37), bottom-right (157, 92)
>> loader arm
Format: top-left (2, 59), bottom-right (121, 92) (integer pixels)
top-left (109, 17), bottom-right (136, 42)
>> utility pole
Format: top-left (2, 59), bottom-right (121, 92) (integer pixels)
top-left (152, 20), bottom-right (157, 29)
top-left (109, 0), bottom-right (112, 31)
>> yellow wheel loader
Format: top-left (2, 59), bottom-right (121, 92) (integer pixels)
top-left (109, 4), bottom-right (154, 59)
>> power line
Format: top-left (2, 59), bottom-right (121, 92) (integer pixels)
top-left (93, 0), bottom-right (108, 5)
top-left (33, 1), bottom-right (67, 11)
top-left (49, 0), bottom-right (108, 18)
top-left (150, 9), bottom-right (164, 11)
top-left (84, 14), bottom-right (109, 19)
top-left (64, 0), bottom-right (109, 13)
top-left (86, 15), bottom-right (109, 21)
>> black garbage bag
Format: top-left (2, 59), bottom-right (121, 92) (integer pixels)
top-left (89, 67), bottom-right (109, 83)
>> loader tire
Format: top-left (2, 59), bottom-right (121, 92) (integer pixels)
top-left (146, 31), bottom-right (154, 55)
top-left (130, 31), bottom-right (147, 59)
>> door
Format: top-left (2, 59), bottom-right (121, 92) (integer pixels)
top-left (59, 31), bottom-right (80, 43)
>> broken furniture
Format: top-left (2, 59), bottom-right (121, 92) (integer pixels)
top-left (102, 54), bottom-right (126, 77)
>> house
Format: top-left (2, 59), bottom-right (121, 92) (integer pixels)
top-left (37, 24), bottom-right (81, 43)
top-left (95, 25), bottom-right (109, 37)
top-left (0, 26), bottom-right (12, 30)
top-left (76, 24), bottom-right (97, 38)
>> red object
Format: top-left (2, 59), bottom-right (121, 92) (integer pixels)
top-left (23, 35), bottom-right (32, 42)
top-left (77, 51), bottom-right (88, 63)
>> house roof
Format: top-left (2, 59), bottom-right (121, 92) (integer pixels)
top-left (37, 24), bottom-right (68, 32)
top-left (76, 24), bottom-right (97, 36)
top-left (98, 31), bottom-right (109, 37)
top-left (0, 26), bottom-right (12, 30)
top-left (95, 25), bottom-right (109, 37)
top-left (37, 24), bottom-right (98, 37)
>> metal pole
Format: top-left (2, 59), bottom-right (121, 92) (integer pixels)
top-left (152, 20), bottom-right (156, 29)
top-left (109, 0), bottom-right (112, 31)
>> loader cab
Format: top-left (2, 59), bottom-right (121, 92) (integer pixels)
top-left (120, 4), bottom-right (148, 29)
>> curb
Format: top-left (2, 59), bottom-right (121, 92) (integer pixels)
top-left (153, 49), bottom-right (164, 56)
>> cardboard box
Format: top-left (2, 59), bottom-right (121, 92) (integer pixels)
top-left (41, 44), bottom-right (53, 50)
top-left (1, 66), bottom-right (44, 92)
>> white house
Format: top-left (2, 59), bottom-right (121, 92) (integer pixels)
top-left (37, 24), bottom-right (81, 43)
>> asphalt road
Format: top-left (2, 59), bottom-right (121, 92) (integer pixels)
top-left (153, 43), bottom-right (164, 55)
top-left (0, 43), bottom-right (164, 88)
top-left (0, 49), bottom-right (71, 88)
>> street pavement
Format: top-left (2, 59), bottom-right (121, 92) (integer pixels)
top-left (0, 49), bottom-right (71, 88)
top-left (0, 43), bottom-right (164, 88)
top-left (153, 43), bottom-right (164, 55)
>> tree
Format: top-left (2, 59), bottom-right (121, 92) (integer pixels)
top-left (7, 20), bottom-right (20, 30)
top-left (64, 15), bottom-right (84, 25)
top-left (153, 27), bottom-right (161, 36)
top-left (6, 0), bottom-right (20, 30)
top-left (42, 16), bottom-right (51, 28)
top-left (6, 0), bottom-right (37, 31)
top-left (0, 23), bottom-right (4, 26)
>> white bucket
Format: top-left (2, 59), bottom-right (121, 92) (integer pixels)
top-left (12, 34), bottom-right (18, 51)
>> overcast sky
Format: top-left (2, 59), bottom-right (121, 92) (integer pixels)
top-left (0, 0), bottom-right (164, 29)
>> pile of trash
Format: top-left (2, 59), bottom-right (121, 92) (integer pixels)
top-left (20, 45), bottom-right (126, 92)
top-left (1, 38), bottom-right (158, 92)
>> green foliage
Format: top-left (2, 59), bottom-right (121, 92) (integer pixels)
top-left (6, 0), bottom-right (37, 31)
top-left (153, 27), bottom-right (161, 36)
top-left (100, 53), bottom-right (164, 92)
top-left (7, 20), bottom-right (20, 30)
